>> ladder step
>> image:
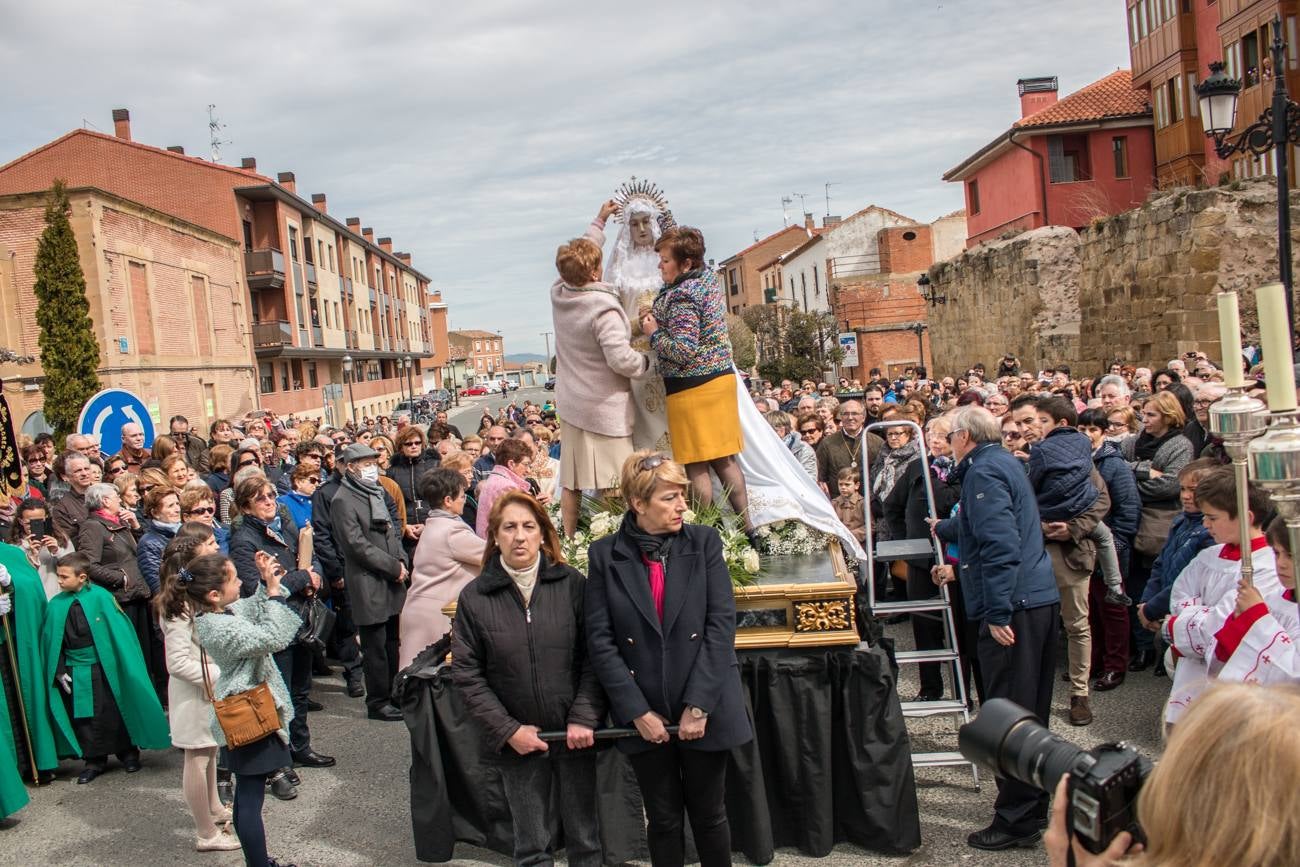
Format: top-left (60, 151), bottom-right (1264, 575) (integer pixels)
top-left (872, 600), bottom-right (951, 614)
top-left (911, 750), bottom-right (976, 768)
top-left (901, 699), bottom-right (971, 717)
top-left (873, 539), bottom-right (937, 560)
top-left (895, 649), bottom-right (961, 664)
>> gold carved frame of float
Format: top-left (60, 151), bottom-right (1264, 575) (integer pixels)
top-left (733, 537), bottom-right (858, 650)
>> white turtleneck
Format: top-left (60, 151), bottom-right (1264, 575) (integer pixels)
top-left (503, 556), bottom-right (541, 605)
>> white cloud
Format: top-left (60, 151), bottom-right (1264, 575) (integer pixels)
top-left (0, 0), bottom-right (1131, 353)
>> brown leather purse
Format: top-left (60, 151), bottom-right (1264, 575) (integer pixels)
top-left (200, 649), bottom-right (280, 749)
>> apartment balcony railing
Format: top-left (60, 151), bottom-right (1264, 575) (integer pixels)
top-left (252, 320), bottom-right (293, 349)
top-left (245, 249), bottom-right (286, 291)
top-left (828, 253), bottom-right (883, 279)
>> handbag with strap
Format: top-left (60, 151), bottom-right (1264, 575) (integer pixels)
top-left (200, 648), bottom-right (280, 749)
top-left (293, 596), bottom-right (337, 653)
top-left (1134, 503), bottom-right (1178, 557)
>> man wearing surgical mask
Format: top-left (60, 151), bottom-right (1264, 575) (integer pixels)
top-left (329, 444), bottom-right (409, 721)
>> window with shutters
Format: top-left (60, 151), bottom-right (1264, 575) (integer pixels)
top-left (190, 275), bottom-right (211, 355)
top-left (129, 261), bottom-right (154, 354)
top-left (1048, 134), bottom-right (1092, 183)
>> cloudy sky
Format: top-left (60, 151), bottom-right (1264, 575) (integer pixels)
top-left (1, 1), bottom-right (1131, 355)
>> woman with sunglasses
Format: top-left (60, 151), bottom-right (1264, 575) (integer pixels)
top-left (180, 486), bottom-right (229, 554)
top-left (276, 464), bottom-right (322, 533)
top-left (388, 427), bottom-right (438, 556)
top-left (219, 450), bottom-right (263, 526)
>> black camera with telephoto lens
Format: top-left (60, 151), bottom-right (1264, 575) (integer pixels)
top-left (958, 699), bottom-right (1152, 854)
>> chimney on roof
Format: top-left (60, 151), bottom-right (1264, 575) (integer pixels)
top-left (1017, 76), bottom-right (1059, 118)
top-left (111, 108), bottom-right (131, 141)
top-left (362, 227), bottom-right (375, 243)
top-left (276, 172), bottom-right (296, 194)
top-left (431, 290), bottom-right (442, 303)
top-left (346, 217), bottom-right (361, 232)
top-left (378, 237), bottom-right (393, 253)
top-left (396, 252), bottom-right (412, 264)
top-left (311, 193), bottom-right (327, 213)
top-left (241, 157), bottom-right (257, 171)
top-left (804, 213), bottom-right (815, 231)
top-left (166, 145), bottom-right (185, 154)
top-left (823, 215), bottom-right (841, 228)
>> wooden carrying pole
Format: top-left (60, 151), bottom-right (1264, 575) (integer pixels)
top-left (1, 611), bottom-right (40, 784)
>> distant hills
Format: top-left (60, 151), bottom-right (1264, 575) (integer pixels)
top-left (506, 352), bottom-right (547, 363)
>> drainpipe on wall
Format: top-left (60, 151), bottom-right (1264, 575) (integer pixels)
top-left (1008, 130), bottom-right (1049, 227)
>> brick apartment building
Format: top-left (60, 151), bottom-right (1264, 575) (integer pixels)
top-left (0, 108), bottom-right (440, 432)
top-left (447, 330), bottom-right (505, 388)
top-left (1126, 0), bottom-right (1300, 187)
top-left (718, 218), bottom-right (823, 313)
top-left (944, 72), bottom-right (1157, 246)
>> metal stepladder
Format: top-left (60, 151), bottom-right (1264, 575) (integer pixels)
top-left (859, 420), bottom-right (979, 789)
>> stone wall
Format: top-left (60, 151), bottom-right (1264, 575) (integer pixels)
top-left (1076, 179), bottom-right (1300, 373)
top-left (927, 226), bottom-right (1082, 376)
top-left (925, 179), bottom-right (1300, 377)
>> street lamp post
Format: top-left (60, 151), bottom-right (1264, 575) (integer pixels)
top-left (908, 322), bottom-right (926, 370)
top-left (403, 355), bottom-right (414, 411)
top-left (342, 354), bottom-right (357, 425)
top-left (1197, 15), bottom-right (1300, 328)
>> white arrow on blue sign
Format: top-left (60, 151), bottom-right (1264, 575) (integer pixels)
top-left (76, 388), bottom-right (155, 458)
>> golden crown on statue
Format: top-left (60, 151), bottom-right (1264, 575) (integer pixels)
top-left (612, 176), bottom-right (676, 230)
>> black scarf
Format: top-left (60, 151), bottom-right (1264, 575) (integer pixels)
top-left (619, 510), bottom-right (676, 562)
top-left (1134, 428), bottom-right (1181, 462)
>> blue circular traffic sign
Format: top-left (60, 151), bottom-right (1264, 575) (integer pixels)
top-left (76, 388), bottom-right (155, 458)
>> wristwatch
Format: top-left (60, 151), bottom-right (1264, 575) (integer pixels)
top-left (689, 706), bottom-right (708, 720)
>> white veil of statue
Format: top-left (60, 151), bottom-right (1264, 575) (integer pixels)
top-left (603, 178), bottom-right (864, 558)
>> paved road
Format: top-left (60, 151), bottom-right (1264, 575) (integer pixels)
top-left (445, 385), bottom-right (552, 436)
top-left (2, 620), bottom-right (1169, 866)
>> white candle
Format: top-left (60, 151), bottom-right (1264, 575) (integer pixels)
top-left (1256, 282), bottom-right (1297, 412)
top-left (1217, 291), bottom-right (1246, 388)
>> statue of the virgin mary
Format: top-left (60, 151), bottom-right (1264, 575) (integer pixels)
top-left (603, 178), bottom-right (865, 559)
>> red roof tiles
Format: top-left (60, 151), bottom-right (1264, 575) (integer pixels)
top-left (1014, 70), bottom-right (1149, 129)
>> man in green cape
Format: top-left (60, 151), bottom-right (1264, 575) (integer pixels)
top-left (0, 543), bottom-right (62, 788)
top-left (41, 576), bottom-right (170, 766)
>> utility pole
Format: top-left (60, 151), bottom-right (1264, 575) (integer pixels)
top-left (824, 182), bottom-right (838, 218)
top-left (541, 331), bottom-right (553, 377)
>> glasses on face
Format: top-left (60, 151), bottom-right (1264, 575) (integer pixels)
top-left (140, 484), bottom-right (155, 494)
top-left (236, 459), bottom-right (258, 469)
top-left (186, 506), bottom-right (216, 516)
top-left (306, 476), bottom-right (321, 484)
top-left (840, 411), bottom-right (863, 418)
top-left (253, 491), bottom-right (276, 503)
top-left (799, 428), bottom-right (818, 437)
top-left (403, 440), bottom-right (424, 448)
top-left (1001, 430), bottom-right (1023, 441)
top-left (1106, 421), bottom-right (1127, 431)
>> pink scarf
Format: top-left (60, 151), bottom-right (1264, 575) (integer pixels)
top-left (641, 554), bottom-right (665, 622)
top-left (94, 508), bottom-right (123, 526)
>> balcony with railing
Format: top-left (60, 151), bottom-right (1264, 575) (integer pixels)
top-left (245, 249), bottom-right (286, 291)
top-left (253, 320), bottom-right (293, 350)
top-left (828, 253), bottom-right (883, 279)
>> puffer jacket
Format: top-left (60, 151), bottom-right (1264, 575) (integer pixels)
top-left (136, 519), bottom-right (179, 594)
top-left (77, 514), bottom-right (151, 603)
top-left (388, 451), bottom-right (441, 527)
top-left (1092, 440), bottom-right (1140, 543)
top-left (450, 554), bottom-right (604, 759)
top-left (1028, 427), bottom-right (1099, 522)
top-left (1140, 511), bottom-right (1214, 621)
top-left (935, 442), bottom-right (1059, 626)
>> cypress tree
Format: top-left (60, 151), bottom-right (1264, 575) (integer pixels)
top-left (32, 180), bottom-right (101, 440)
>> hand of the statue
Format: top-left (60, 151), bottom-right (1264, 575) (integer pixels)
top-left (598, 199), bottom-right (618, 221)
top-left (0, 564), bottom-right (10, 588)
top-left (0, 594), bottom-right (11, 617)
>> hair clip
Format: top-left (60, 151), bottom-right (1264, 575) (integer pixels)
top-left (177, 567), bottom-right (194, 585)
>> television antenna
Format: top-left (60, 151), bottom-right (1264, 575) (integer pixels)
top-left (780, 195), bottom-right (793, 227)
top-left (207, 104), bottom-right (232, 162)
top-left (792, 192), bottom-right (810, 214)
top-left (824, 181), bottom-right (838, 217)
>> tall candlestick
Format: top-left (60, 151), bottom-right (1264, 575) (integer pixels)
top-left (1217, 291), bottom-right (1246, 388)
top-left (1257, 282), bottom-right (1298, 412)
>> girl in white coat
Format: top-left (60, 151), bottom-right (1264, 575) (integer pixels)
top-left (154, 523), bottom-right (240, 852)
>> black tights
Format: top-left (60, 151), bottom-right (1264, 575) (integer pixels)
top-left (233, 773), bottom-right (269, 867)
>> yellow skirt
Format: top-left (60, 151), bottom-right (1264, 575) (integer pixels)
top-left (665, 373), bottom-right (744, 464)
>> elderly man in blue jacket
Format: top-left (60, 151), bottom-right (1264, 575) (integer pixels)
top-left (933, 405), bottom-right (1060, 852)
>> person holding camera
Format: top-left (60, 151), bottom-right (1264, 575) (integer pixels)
top-left (932, 406), bottom-right (1060, 851)
top-left (8, 497), bottom-right (74, 598)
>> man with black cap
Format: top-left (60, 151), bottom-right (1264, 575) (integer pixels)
top-left (330, 443), bottom-right (408, 721)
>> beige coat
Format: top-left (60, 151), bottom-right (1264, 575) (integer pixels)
top-left (160, 612), bottom-right (220, 749)
top-left (550, 220), bottom-right (649, 438)
top-left (400, 510), bottom-right (486, 669)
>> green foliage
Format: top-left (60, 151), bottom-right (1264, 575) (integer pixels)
top-left (742, 304), bottom-right (838, 382)
top-left (32, 180), bottom-right (101, 441)
top-left (726, 313), bottom-right (756, 373)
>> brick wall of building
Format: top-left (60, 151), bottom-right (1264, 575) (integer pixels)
top-left (833, 277), bottom-right (931, 375)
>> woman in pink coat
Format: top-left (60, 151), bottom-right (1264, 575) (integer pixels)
top-left (400, 468), bottom-right (486, 669)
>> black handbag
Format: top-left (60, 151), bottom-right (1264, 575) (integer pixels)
top-left (293, 596), bottom-right (337, 652)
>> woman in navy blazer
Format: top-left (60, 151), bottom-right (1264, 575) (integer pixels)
top-left (585, 451), bottom-right (752, 867)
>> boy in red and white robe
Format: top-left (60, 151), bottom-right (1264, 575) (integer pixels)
top-left (1211, 517), bottom-right (1300, 686)
top-left (1162, 471), bottom-right (1279, 727)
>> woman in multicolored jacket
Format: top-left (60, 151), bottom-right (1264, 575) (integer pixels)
top-left (641, 226), bottom-right (752, 534)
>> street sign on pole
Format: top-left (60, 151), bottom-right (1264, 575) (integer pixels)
top-left (838, 332), bottom-right (859, 368)
top-left (76, 388), bottom-right (155, 457)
